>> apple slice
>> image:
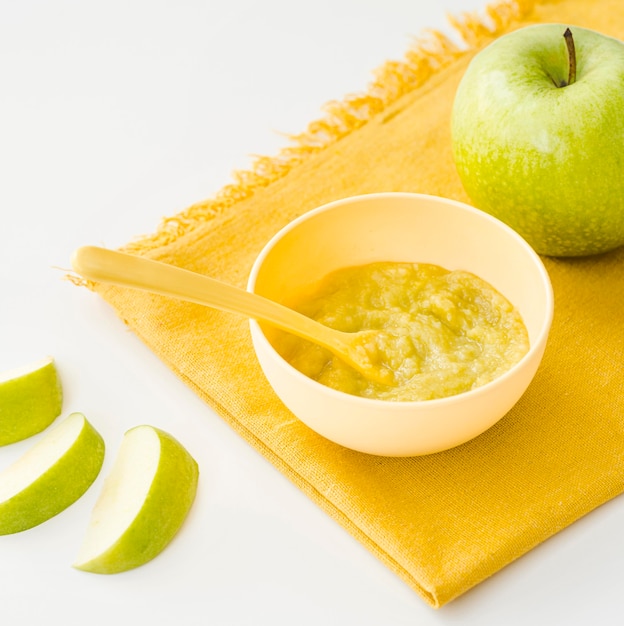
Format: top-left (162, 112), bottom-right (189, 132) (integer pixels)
top-left (0, 356), bottom-right (63, 446)
top-left (0, 412), bottom-right (105, 534)
top-left (73, 425), bottom-right (199, 574)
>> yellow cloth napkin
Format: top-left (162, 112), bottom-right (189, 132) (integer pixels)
top-left (79, 0), bottom-right (624, 608)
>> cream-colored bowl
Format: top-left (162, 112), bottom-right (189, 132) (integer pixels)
top-left (248, 193), bottom-right (554, 456)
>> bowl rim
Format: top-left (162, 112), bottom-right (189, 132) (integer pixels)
top-left (247, 191), bottom-right (555, 408)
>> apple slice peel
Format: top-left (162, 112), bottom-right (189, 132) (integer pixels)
top-left (0, 356), bottom-right (63, 446)
top-left (73, 425), bottom-right (199, 574)
top-left (0, 412), bottom-right (105, 534)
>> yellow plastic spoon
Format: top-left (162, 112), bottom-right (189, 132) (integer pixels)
top-left (71, 246), bottom-right (396, 386)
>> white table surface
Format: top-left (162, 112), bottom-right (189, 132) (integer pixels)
top-left (2, 1), bottom-right (622, 624)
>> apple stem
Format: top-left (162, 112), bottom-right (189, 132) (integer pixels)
top-left (563, 27), bottom-right (577, 86)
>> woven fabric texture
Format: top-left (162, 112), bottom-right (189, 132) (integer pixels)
top-left (80, 0), bottom-right (624, 607)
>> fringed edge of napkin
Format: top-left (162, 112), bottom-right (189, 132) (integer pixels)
top-left (105, 0), bottom-right (544, 258)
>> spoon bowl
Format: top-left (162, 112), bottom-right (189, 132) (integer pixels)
top-left (248, 192), bottom-right (553, 456)
top-left (73, 192), bottom-right (553, 457)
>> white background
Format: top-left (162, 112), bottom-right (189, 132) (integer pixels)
top-left (1, 1), bottom-right (623, 624)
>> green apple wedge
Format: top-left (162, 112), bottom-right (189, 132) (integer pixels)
top-left (0, 356), bottom-right (63, 446)
top-left (0, 412), bottom-right (105, 534)
top-left (73, 425), bottom-right (199, 574)
top-left (451, 24), bottom-right (624, 256)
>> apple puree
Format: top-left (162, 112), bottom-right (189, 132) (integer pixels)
top-left (273, 262), bottom-right (529, 401)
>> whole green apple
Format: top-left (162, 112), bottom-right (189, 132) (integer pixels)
top-left (451, 24), bottom-right (624, 256)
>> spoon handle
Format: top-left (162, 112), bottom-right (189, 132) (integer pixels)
top-left (71, 246), bottom-right (344, 350)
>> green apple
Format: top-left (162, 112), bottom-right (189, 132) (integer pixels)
top-left (0, 412), bottom-right (105, 534)
top-left (451, 24), bottom-right (624, 256)
top-left (73, 425), bottom-right (199, 574)
top-left (0, 356), bottom-right (63, 446)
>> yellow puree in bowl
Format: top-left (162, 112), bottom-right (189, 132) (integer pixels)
top-left (273, 262), bottom-right (530, 401)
